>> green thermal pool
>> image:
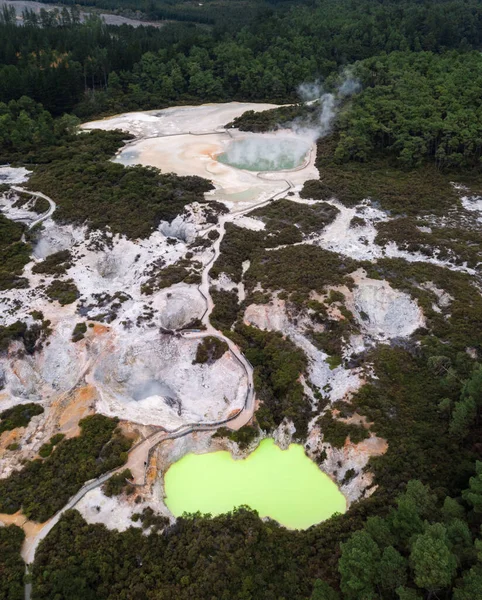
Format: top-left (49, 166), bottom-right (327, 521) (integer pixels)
top-left (217, 136), bottom-right (310, 171)
top-left (164, 438), bottom-right (346, 529)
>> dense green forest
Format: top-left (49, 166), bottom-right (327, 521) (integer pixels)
top-left (2, 0), bottom-right (482, 117)
top-left (0, 525), bottom-right (25, 600)
top-left (3, 0), bottom-right (482, 598)
top-left (29, 471), bottom-right (482, 599)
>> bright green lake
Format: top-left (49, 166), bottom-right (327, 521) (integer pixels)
top-left (164, 438), bottom-right (346, 529)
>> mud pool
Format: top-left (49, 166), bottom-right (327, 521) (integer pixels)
top-left (164, 438), bottom-right (346, 529)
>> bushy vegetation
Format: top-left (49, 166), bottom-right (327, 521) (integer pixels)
top-left (3, 0), bottom-right (482, 596)
top-left (45, 279), bottom-right (79, 305)
top-left (209, 289), bottom-right (239, 331)
top-left (251, 198), bottom-right (339, 236)
top-left (141, 260), bottom-right (201, 295)
top-left (317, 412), bottom-right (369, 449)
top-left (301, 136), bottom-right (459, 215)
top-left (0, 213), bottom-right (30, 291)
top-left (0, 524), bottom-right (25, 600)
top-left (193, 336), bottom-right (228, 364)
top-left (230, 324), bottom-right (310, 437)
top-left (0, 403), bottom-right (44, 435)
top-left (376, 218), bottom-right (482, 268)
top-left (26, 130), bottom-right (214, 239)
top-left (102, 468), bottom-right (133, 497)
top-left (71, 321), bottom-right (87, 342)
top-left (213, 424), bottom-right (259, 450)
top-left (245, 245), bottom-right (356, 297)
top-left (131, 506), bottom-right (169, 532)
top-left (369, 258), bottom-right (482, 352)
top-left (0, 317), bottom-right (51, 355)
top-left (0, 415), bottom-right (132, 522)
top-left (0, 321), bottom-right (28, 352)
top-left (32, 249), bottom-right (72, 276)
top-left (227, 104), bottom-right (318, 132)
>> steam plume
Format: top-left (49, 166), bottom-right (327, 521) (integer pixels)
top-left (293, 68), bottom-right (361, 141)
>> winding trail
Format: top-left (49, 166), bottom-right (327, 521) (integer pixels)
top-left (10, 186), bottom-right (56, 230)
top-left (14, 126), bottom-right (300, 597)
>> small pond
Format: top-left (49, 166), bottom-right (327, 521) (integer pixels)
top-left (164, 438), bottom-right (346, 529)
top-left (217, 136), bottom-right (310, 172)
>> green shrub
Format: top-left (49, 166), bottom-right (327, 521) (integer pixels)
top-left (210, 289), bottom-right (240, 331)
top-left (317, 412), bottom-right (370, 449)
top-left (103, 469), bottom-right (133, 497)
top-left (72, 322), bottom-right (87, 342)
top-left (32, 250), bottom-right (72, 276)
top-left (45, 279), bottom-right (79, 305)
top-left (213, 425), bottom-right (259, 450)
top-left (0, 403), bottom-right (44, 434)
top-left (193, 336), bottom-right (228, 364)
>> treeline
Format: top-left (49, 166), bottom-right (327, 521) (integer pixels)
top-left (0, 96), bottom-right (78, 155)
top-left (335, 51), bottom-right (482, 169)
top-left (0, 13), bottom-right (201, 115)
top-left (108, 0), bottom-right (482, 113)
top-left (2, 0), bottom-right (482, 116)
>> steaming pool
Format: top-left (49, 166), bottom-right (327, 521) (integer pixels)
top-left (164, 439), bottom-right (346, 529)
top-left (218, 136), bottom-right (311, 171)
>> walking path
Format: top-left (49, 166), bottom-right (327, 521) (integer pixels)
top-left (8, 128), bottom-right (300, 599)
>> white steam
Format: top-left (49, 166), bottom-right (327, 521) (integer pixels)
top-left (297, 81), bottom-right (325, 103)
top-left (215, 68), bottom-right (360, 173)
top-left (293, 68), bottom-right (361, 141)
top-left (219, 136), bottom-right (311, 172)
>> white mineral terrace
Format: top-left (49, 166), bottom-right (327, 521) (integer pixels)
top-left (82, 102), bottom-right (319, 206)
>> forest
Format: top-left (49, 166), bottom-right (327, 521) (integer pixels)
top-left (1, 0), bottom-right (482, 117)
top-left (2, 0), bottom-right (482, 598)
